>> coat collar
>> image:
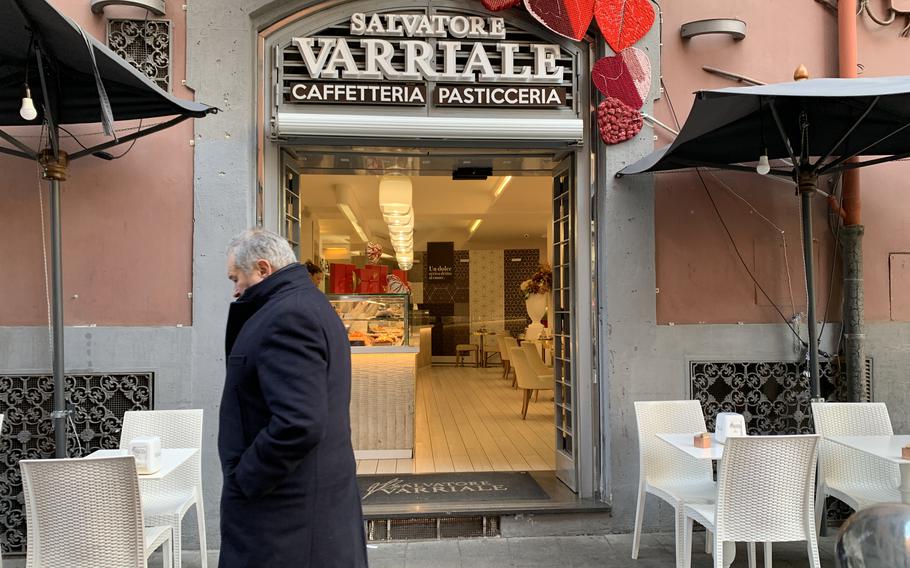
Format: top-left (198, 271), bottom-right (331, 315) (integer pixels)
top-left (225, 263), bottom-right (310, 356)
top-left (235, 262), bottom-right (308, 306)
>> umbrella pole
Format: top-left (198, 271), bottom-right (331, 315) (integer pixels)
top-left (798, 170), bottom-right (823, 400)
top-left (40, 150), bottom-right (70, 458)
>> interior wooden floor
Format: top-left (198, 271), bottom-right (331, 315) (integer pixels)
top-left (356, 363), bottom-right (556, 475)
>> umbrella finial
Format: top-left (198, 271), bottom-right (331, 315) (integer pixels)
top-left (793, 64), bottom-right (810, 81)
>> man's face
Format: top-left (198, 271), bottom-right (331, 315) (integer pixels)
top-left (227, 254), bottom-right (273, 299)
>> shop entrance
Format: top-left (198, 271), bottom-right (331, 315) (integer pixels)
top-left (278, 146), bottom-right (581, 493)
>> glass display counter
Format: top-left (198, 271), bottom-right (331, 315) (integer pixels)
top-left (327, 293), bottom-right (410, 347)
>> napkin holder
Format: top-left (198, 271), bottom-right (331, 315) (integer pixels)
top-left (128, 435), bottom-right (162, 474)
top-left (715, 412), bottom-right (746, 443)
top-left (693, 432), bottom-right (712, 448)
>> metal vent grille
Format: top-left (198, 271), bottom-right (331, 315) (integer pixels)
top-left (108, 19), bottom-right (171, 91)
top-left (0, 373), bottom-right (154, 555)
top-left (366, 515), bottom-right (500, 541)
top-left (280, 10), bottom-right (576, 111)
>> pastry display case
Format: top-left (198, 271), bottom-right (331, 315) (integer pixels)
top-left (328, 294), bottom-right (410, 347)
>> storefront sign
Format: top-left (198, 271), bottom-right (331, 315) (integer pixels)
top-left (426, 242), bottom-right (454, 283)
top-left (287, 12), bottom-right (567, 108)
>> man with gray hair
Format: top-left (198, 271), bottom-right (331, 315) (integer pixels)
top-left (219, 228), bottom-right (367, 567)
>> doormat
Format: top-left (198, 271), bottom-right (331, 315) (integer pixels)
top-left (358, 472), bottom-right (550, 505)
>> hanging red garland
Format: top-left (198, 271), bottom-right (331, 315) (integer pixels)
top-left (597, 97), bottom-right (643, 144)
top-left (481, 0), bottom-right (522, 11)
top-left (523, 0), bottom-right (596, 41)
top-left (594, 0), bottom-right (655, 52)
top-left (592, 47), bottom-right (651, 109)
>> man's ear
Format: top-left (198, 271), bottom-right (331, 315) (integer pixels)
top-left (255, 259), bottom-right (273, 277)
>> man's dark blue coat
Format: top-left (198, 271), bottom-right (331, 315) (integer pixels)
top-left (218, 263), bottom-right (367, 567)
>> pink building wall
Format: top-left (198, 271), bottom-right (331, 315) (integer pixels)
top-left (652, 0), bottom-right (910, 324)
top-left (0, 0), bottom-right (195, 326)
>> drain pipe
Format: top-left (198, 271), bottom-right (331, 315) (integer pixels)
top-left (838, 0), bottom-right (867, 402)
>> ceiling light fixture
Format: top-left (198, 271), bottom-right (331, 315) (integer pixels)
top-left (337, 203), bottom-right (369, 242)
top-left (469, 218), bottom-right (482, 235)
top-left (492, 175), bottom-right (512, 198)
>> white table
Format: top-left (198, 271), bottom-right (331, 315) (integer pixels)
top-left (657, 433), bottom-right (725, 461)
top-left (827, 435), bottom-right (910, 504)
top-left (86, 448), bottom-right (197, 480)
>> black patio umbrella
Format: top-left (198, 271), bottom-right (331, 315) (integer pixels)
top-left (1, 0), bottom-right (215, 457)
top-left (617, 76), bottom-right (910, 399)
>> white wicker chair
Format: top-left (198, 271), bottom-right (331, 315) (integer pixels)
top-left (120, 410), bottom-right (207, 568)
top-left (683, 435), bottom-right (821, 568)
top-left (811, 402), bottom-right (901, 531)
top-left (20, 456), bottom-right (172, 568)
top-left (633, 400), bottom-right (716, 568)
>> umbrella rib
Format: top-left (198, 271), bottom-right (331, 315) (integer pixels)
top-left (34, 43), bottom-right (59, 158)
top-left (0, 145), bottom-right (35, 160)
top-left (839, 150), bottom-right (910, 171)
top-left (768, 100), bottom-right (798, 169)
top-left (0, 129), bottom-right (37, 159)
top-left (812, 96), bottom-right (879, 174)
top-left (68, 114), bottom-right (191, 161)
top-left (818, 119), bottom-right (910, 175)
top-left (674, 158), bottom-right (791, 176)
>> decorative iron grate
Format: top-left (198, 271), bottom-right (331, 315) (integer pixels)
top-left (366, 515), bottom-right (500, 541)
top-left (108, 19), bottom-right (171, 91)
top-left (0, 373), bottom-right (154, 555)
top-left (689, 358), bottom-right (873, 527)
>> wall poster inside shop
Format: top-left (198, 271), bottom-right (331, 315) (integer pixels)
top-left (426, 242), bottom-right (455, 283)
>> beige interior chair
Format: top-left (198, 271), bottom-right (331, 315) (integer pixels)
top-left (502, 336), bottom-right (519, 384)
top-left (120, 409), bottom-right (207, 568)
top-left (20, 456), bottom-right (172, 568)
top-left (455, 343), bottom-right (478, 367)
top-left (509, 346), bottom-right (553, 420)
top-left (497, 336), bottom-right (511, 379)
top-left (520, 342), bottom-right (552, 401)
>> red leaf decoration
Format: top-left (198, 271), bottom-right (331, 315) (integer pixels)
top-left (594, 0), bottom-right (655, 52)
top-left (524, 0), bottom-right (595, 41)
top-left (482, 0), bottom-right (522, 10)
top-left (597, 97), bottom-right (643, 144)
top-left (591, 47), bottom-right (651, 109)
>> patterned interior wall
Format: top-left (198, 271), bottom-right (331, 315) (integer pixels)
top-left (422, 250), bottom-right (470, 355)
top-left (503, 249), bottom-right (542, 336)
top-left (0, 373), bottom-right (154, 555)
top-left (469, 250), bottom-right (505, 334)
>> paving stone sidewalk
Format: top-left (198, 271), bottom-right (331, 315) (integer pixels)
top-left (1, 532), bottom-right (839, 567)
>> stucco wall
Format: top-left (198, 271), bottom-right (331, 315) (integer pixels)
top-left (0, 0), bottom-right (196, 326)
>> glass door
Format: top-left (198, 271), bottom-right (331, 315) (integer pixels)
top-left (552, 159), bottom-right (577, 490)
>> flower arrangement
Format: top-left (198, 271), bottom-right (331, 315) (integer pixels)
top-left (519, 264), bottom-right (553, 300)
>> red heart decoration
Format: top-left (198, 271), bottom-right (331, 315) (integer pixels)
top-left (597, 97), bottom-right (643, 144)
top-left (592, 47), bottom-right (651, 109)
top-left (524, 0), bottom-right (595, 41)
top-left (482, 0), bottom-right (522, 10)
top-left (594, 0), bottom-right (655, 52)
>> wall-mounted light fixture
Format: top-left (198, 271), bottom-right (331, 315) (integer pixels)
top-left (90, 0), bottom-right (166, 16)
top-left (680, 19), bottom-right (746, 41)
